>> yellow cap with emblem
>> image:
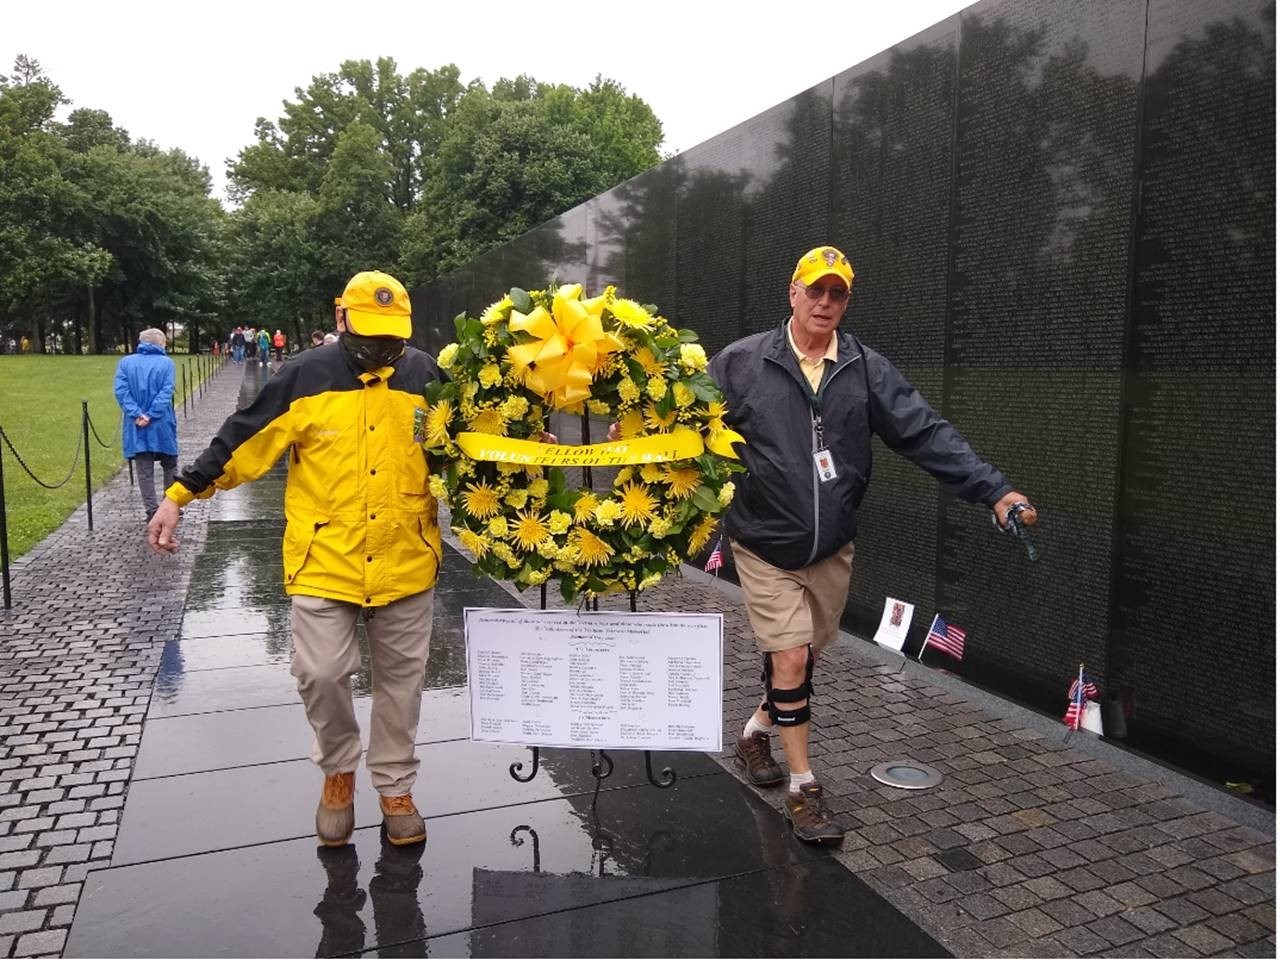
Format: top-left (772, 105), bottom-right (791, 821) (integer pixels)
top-left (337, 271), bottom-right (412, 338)
top-left (791, 246), bottom-right (854, 288)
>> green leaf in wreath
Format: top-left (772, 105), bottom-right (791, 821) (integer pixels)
top-left (677, 328), bottom-right (700, 343)
top-left (690, 485), bottom-right (722, 513)
top-left (547, 490), bottom-right (576, 512)
top-left (560, 576), bottom-right (578, 604)
top-left (453, 312), bottom-right (469, 341)
top-left (687, 373), bottom-right (720, 402)
top-left (462, 317), bottom-right (484, 344)
top-left (509, 287), bottom-right (533, 314)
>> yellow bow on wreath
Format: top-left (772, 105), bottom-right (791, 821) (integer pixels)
top-left (506, 284), bottom-right (624, 408)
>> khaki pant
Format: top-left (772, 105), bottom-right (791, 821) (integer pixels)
top-left (290, 589), bottom-right (434, 795)
top-left (730, 541), bottom-right (854, 654)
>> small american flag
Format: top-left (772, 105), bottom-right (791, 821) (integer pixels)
top-left (1063, 667), bottom-right (1099, 728)
top-left (924, 614), bottom-right (966, 661)
top-left (704, 538), bottom-right (724, 573)
top-left (1068, 673), bottom-right (1099, 703)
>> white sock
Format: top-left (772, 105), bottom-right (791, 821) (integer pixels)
top-left (742, 715), bottom-right (772, 739)
top-left (789, 770), bottom-right (816, 794)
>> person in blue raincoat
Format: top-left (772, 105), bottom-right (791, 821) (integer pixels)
top-left (114, 328), bottom-right (178, 521)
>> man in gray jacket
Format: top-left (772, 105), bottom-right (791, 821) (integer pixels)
top-left (708, 245), bottom-right (1037, 845)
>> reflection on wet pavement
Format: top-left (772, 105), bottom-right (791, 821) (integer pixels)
top-left (72, 772), bottom-right (944, 958)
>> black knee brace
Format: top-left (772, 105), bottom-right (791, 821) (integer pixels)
top-left (762, 647), bottom-right (815, 726)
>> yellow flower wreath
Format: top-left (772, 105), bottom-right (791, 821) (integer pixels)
top-left (422, 283), bottom-right (742, 600)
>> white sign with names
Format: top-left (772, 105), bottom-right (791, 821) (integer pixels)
top-left (872, 596), bottom-right (914, 653)
top-left (464, 607), bottom-right (723, 752)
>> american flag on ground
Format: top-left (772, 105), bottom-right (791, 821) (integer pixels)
top-left (1063, 666), bottom-right (1099, 728)
top-left (924, 614), bottom-right (966, 661)
top-left (704, 538), bottom-right (724, 574)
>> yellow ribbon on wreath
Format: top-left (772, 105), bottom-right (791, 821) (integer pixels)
top-left (456, 426), bottom-right (744, 467)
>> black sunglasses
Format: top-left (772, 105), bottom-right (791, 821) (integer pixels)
top-left (796, 281), bottom-right (850, 302)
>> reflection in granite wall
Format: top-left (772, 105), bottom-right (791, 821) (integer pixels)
top-left (1119, 0), bottom-right (1275, 770)
top-left (410, 0), bottom-right (1275, 784)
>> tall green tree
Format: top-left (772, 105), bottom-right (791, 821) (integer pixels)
top-left (224, 188), bottom-right (323, 338)
top-left (401, 76), bottom-right (664, 285)
top-left (0, 58), bottom-right (113, 350)
top-left (229, 60), bottom-right (663, 295)
top-left (0, 56), bottom-right (227, 353)
top-left (229, 57), bottom-right (465, 212)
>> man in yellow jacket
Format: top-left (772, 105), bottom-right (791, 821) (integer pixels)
top-left (148, 271), bottom-right (444, 848)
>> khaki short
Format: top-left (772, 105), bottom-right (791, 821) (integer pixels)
top-left (730, 540), bottom-right (854, 654)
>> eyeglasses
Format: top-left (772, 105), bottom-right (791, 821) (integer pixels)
top-left (796, 281), bottom-right (850, 303)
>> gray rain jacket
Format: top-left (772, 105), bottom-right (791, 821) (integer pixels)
top-left (708, 321), bottom-right (1011, 570)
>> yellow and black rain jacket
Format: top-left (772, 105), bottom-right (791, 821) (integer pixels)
top-left (165, 343), bottom-right (445, 606)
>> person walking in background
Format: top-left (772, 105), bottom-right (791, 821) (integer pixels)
top-left (310, 329), bottom-right (326, 348)
top-left (244, 327), bottom-right (257, 363)
top-left (113, 328), bottom-right (179, 523)
top-left (231, 326), bottom-right (246, 364)
top-left (273, 329), bottom-right (286, 362)
top-left (147, 271), bottom-right (443, 850)
top-left (708, 245), bottom-right (1037, 846)
top-left (257, 327), bottom-right (270, 366)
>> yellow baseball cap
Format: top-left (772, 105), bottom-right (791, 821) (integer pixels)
top-left (792, 246), bottom-right (854, 288)
top-left (337, 271), bottom-right (412, 338)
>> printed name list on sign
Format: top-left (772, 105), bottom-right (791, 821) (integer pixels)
top-left (464, 607), bottom-right (723, 752)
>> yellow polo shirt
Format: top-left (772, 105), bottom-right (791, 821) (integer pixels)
top-left (786, 322), bottom-right (838, 392)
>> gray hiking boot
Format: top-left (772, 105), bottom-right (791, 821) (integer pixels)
top-left (316, 771), bottom-right (356, 847)
top-left (379, 794), bottom-right (426, 846)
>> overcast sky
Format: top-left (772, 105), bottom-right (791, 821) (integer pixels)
top-left (5, 0), bottom-right (971, 204)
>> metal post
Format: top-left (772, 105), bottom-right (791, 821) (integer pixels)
top-left (182, 364), bottom-right (189, 419)
top-left (82, 401), bottom-right (93, 531)
top-left (0, 438), bottom-right (11, 609)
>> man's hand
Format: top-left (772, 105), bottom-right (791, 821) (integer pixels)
top-left (606, 422), bottom-right (621, 442)
top-left (147, 499), bottom-right (182, 554)
top-left (993, 491), bottom-right (1037, 528)
top-left (134, 415), bottom-right (150, 427)
top-left (539, 432), bottom-right (558, 444)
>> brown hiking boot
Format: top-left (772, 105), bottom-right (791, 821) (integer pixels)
top-left (316, 772), bottom-right (355, 847)
top-left (734, 731), bottom-right (784, 786)
top-left (379, 794), bottom-right (426, 846)
top-left (784, 782), bottom-right (845, 844)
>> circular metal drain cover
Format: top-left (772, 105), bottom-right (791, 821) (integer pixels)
top-left (869, 761), bottom-right (943, 790)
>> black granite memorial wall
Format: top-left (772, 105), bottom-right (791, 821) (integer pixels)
top-left (411, 0), bottom-right (1276, 789)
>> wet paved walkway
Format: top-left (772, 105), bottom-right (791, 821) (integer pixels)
top-left (0, 359), bottom-right (1274, 957)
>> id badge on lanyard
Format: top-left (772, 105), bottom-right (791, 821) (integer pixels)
top-left (812, 412), bottom-right (837, 483)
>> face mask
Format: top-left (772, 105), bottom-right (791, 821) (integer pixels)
top-left (340, 332), bottom-right (405, 372)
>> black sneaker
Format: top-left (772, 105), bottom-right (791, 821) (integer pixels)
top-left (735, 732), bottom-right (784, 786)
top-left (783, 782), bottom-right (845, 844)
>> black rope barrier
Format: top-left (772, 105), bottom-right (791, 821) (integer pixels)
top-left (85, 408), bottom-right (119, 449)
top-left (0, 368), bottom-right (223, 609)
top-left (0, 423), bottom-right (83, 490)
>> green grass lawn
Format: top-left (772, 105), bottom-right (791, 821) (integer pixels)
top-left (0, 354), bottom-right (215, 558)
